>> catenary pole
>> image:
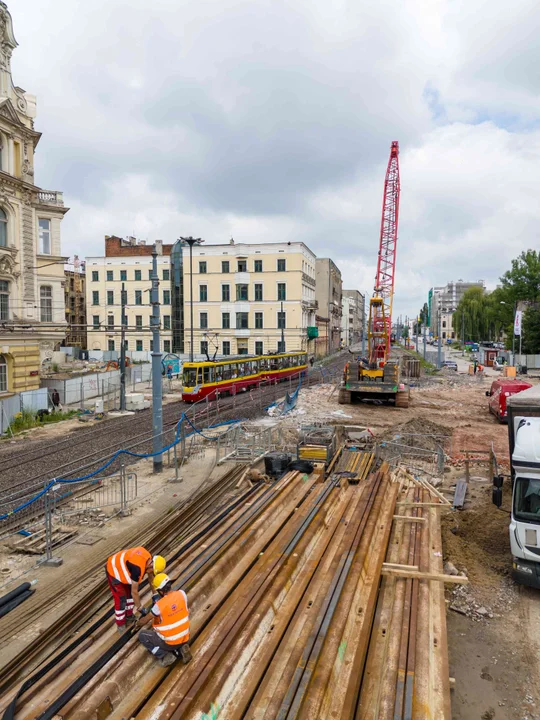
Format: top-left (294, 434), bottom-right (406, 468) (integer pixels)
top-left (150, 245), bottom-right (163, 473)
top-left (120, 282), bottom-right (127, 411)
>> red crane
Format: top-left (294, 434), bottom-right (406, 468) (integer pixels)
top-left (369, 141), bottom-right (401, 364)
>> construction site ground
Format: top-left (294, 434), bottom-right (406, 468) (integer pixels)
top-left (1, 363), bottom-right (539, 718)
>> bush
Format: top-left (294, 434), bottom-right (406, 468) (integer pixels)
top-left (8, 408), bottom-right (77, 435)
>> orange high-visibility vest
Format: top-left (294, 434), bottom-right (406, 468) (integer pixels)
top-left (106, 546), bottom-right (151, 585)
top-left (153, 590), bottom-right (190, 645)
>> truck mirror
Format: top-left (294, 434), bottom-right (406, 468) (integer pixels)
top-left (492, 487), bottom-right (503, 508)
top-left (493, 475), bottom-right (504, 488)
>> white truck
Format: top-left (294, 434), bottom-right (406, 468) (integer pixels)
top-left (493, 384), bottom-right (540, 587)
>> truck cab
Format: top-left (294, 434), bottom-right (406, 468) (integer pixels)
top-left (493, 385), bottom-right (540, 588)
top-left (486, 378), bottom-right (532, 422)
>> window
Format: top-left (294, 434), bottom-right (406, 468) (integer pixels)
top-left (120, 270), bottom-right (127, 282)
top-left (200, 312), bottom-right (208, 329)
top-left (199, 285), bottom-right (208, 302)
top-left (108, 340), bottom-right (115, 351)
top-left (277, 340), bottom-right (286, 353)
top-left (107, 270), bottom-right (113, 282)
top-left (92, 315), bottom-right (100, 329)
top-left (237, 259), bottom-right (247, 272)
top-left (134, 269), bottom-right (141, 281)
top-left (136, 315), bottom-right (143, 329)
top-left (92, 290), bottom-right (99, 305)
top-left (199, 261), bottom-right (207, 274)
top-left (254, 284), bottom-right (263, 301)
top-left (91, 270), bottom-right (99, 282)
top-left (255, 312), bottom-right (263, 329)
top-left (163, 290), bottom-right (171, 305)
top-left (107, 290), bottom-right (114, 305)
top-left (222, 284), bottom-right (230, 301)
top-left (222, 341), bottom-right (230, 356)
top-left (0, 208), bottom-right (6, 248)
top-left (135, 290), bottom-right (142, 305)
top-left (277, 258), bottom-right (286, 272)
top-left (38, 218), bottom-right (51, 254)
top-left (124, 340), bottom-right (129, 350)
top-left (222, 261), bottom-right (230, 273)
top-left (254, 259), bottom-right (263, 273)
top-left (163, 315), bottom-right (171, 330)
top-left (163, 269), bottom-right (170, 281)
top-left (107, 314), bottom-right (114, 329)
top-left (136, 340), bottom-right (143, 352)
top-left (278, 283), bottom-right (286, 301)
top-left (150, 340), bottom-right (153, 351)
top-left (222, 312), bottom-right (230, 329)
top-left (236, 312), bottom-right (249, 329)
top-left (0, 354), bottom-right (6, 393)
top-left (164, 340), bottom-right (171, 353)
top-left (277, 311), bottom-right (286, 329)
top-left (40, 286), bottom-right (52, 322)
top-left (255, 341), bottom-right (263, 355)
top-left (0, 280), bottom-right (8, 321)
top-left (236, 284), bottom-right (248, 301)
top-left (201, 340), bottom-right (208, 355)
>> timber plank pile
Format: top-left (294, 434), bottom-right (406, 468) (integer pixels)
top-left (1, 454), bottom-right (459, 720)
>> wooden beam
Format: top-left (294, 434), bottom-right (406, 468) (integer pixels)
top-left (392, 515), bottom-right (427, 523)
top-left (382, 562), bottom-right (419, 571)
top-left (453, 480), bottom-right (468, 509)
top-left (396, 502), bottom-right (448, 508)
top-left (381, 567), bottom-right (468, 584)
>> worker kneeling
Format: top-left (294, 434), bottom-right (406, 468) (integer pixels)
top-left (138, 573), bottom-right (192, 668)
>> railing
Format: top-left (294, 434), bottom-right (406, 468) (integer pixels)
top-left (36, 190), bottom-right (64, 206)
top-left (302, 272), bottom-right (316, 288)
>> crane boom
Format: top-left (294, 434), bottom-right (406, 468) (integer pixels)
top-left (369, 141), bottom-right (400, 364)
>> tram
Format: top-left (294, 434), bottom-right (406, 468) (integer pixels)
top-left (182, 351), bottom-right (308, 402)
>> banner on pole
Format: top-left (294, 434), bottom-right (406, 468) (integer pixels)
top-left (514, 310), bottom-right (523, 336)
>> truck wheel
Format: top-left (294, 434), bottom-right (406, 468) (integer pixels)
top-left (338, 389), bottom-right (351, 405)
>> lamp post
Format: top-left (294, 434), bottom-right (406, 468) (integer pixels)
top-left (462, 307), bottom-right (465, 356)
top-left (180, 237), bottom-right (203, 362)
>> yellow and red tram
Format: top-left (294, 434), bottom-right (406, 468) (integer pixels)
top-left (182, 351), bottom-right (308, 402)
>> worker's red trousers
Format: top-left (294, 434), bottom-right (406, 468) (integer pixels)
top-left (106, 572), bottom-right (135, 626)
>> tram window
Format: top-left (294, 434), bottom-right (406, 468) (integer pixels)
top-left (215, 366), bottom-right (224, 382)
top-left (222, 364), bottom-right (231, 381)
top-left (270, 357), bottom-right (279, 370)
top-left (184, 367), bottom-right (198, 386)
top-left (203, 367), bottom-right (214, 383)
top-left (302, 354), bottom-right (307, 365)
top-left (197, 368), bottom-right (203, 385)
top-left (231, 364), bottom-right (239, 379)
top-left (259, 358), bottom-right (268, 371)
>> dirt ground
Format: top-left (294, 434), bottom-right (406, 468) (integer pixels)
top-left (292, 371), bottom-right (540, 719)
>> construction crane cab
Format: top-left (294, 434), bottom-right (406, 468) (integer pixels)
top-left (339, 142), bottom-right (409, 408)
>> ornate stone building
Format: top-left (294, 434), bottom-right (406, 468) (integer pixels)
top-left (0, 2), bottom-right (68, 395)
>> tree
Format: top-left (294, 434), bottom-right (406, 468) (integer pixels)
top-left (522, 304), bottom-right (540, 354)
top-left (401, 327), bottom-right (409, 339)
top-left (501, 250), bottom-right (540, 303)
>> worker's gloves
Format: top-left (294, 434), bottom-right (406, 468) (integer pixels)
top-left (138, 607), bottom-right (149, 618)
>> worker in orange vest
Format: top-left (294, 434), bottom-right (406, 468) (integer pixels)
top-left (106, 546), bottom-right (166, 633)
top-left (138, 573), bottom-right (192, 667)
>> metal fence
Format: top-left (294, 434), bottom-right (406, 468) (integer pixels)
top-left (377, 432), bottom-right (452, 477)
top-left (0, 388), bottom-right (49, 435)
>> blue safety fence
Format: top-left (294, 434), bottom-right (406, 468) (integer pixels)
top-left (0, 412), bottom-right (243, 522)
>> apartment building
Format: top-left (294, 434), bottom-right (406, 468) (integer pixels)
top-left (0, 3), bottom-right (69, 395)
top-left (184, 240), bottom-right (317, 357)
top-left (86, 236), bottom-right (180, 355)
top-left (341, 290), bottom-right (365, 345)
top-left (64, 258), bottom-right (87, 349)
top-left (315, 258), bottom-right (342, 354)
top-left (429, 280), bottom-right (485, 339)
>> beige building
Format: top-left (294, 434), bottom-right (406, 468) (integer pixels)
top-left (184, 240), bottom-right (317, 357)
top-left (0, 3), bottom-right (69, 395)
top-left (315, 258), bottom-right (342, 354)
top-left (86, 236), bottom-right (176, 356)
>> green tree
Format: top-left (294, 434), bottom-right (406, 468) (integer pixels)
top-left (522, 304), bottom-right (540, 354)
top-left (402, 327), bottom-right (409, 339)
top-left (501, 250), bottom-right (540, 303)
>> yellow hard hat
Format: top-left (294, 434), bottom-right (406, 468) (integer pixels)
top-left (153, 573), bottom-right (170, 591)
top-left (153, 555), bottom-right (166, 574)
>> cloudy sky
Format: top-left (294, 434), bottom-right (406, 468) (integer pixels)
top-left (10, 0), bottom-right (540, 317)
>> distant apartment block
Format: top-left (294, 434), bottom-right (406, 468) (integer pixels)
top-left (429, 279), bottom-right (485, 339)
top-left (341, 290), bottom-right (365, 345)
top-left (315, 259), bottom-right (342, 354)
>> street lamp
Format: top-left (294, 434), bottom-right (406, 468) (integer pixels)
top-left (179, 237), bottom-right (203, 362)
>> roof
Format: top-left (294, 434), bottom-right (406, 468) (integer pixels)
top-left (507, 383), bottom-right (540, 408)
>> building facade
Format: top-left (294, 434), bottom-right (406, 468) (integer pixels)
top-left (86, 236), bottom-right (177, 355)
top-left (64, 258), bottom-right (87, 349)
top-left (430, 280), bottom-right (485, 339)
top-left (315, 258), bottom-right (342, 354)
top-left (341, 290), bottom-right (365, 346)
top-left (0, 3), bottom-right (68, 395)
top-left (183, 240), bottom-right (317, 358)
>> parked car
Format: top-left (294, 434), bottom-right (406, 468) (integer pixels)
top-left (486, 378), bottom-right (533, 422)
top-left (442, 360), bottom-right (458, 371)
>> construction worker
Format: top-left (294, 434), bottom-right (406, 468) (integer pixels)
top-left (138, 573), bottom-right (192, 667)
top-left (106, 546), bottom-right (166, 632)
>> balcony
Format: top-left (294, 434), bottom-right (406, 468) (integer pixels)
top-left (35, 190), bottom-right (64, 206)
top-left (302, 272), bottom-right (316, 288)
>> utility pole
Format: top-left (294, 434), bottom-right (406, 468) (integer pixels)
top-left (512, 300), bottom-right (517, 367)
top-left (437, 311), bottom-right (442, 368)
top-left (361, 293), bottom-right (366, 356)
top-left (119, 282), bottom-right (127, 411)
top-left (423, 321), bottom-right (426, 360)
top-left (280, 300), bottom-right (285, 352)
top-left (150, 245), bottom-right (163, 473)
top-left (415, 316), bottom-right (419, 353)
top-left (462, 307), bottom-right (465, 356)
